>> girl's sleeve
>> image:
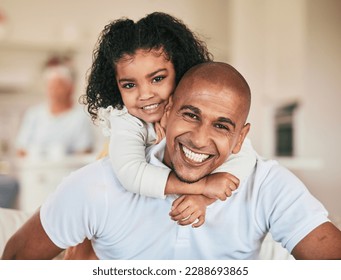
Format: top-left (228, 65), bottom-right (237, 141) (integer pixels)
top-left (213, 137), bottom-right (257, 183)
top-left (104, 108), bottom-right (170, 199)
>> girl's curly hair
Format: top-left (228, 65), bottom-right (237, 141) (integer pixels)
top-left (80, 12), bottom-right (213, 122)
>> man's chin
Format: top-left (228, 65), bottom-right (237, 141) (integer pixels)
top-left (171, 163), bottom-right (205, 184)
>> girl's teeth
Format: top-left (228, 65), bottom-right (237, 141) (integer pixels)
top-left (182, 145), bottom-right (209, 163)
top-left (143, 103), bottom-right (159, 110)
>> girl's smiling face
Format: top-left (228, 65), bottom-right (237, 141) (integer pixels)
top-left (115, 48), bottom-right (176, 123)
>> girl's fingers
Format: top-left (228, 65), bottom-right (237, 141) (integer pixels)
top-left (170, 207), bottom-right (192, 221)
top-left (228, 182), bottom-right (238, 191)
top-left (217, 193), bottom-right (227, 201)
top-left (177, 212), bottom-right (199, 226)
top-left (192, 215), bottom-right (205, 228)
top-left (228, 175), bottom-right (240, 187)
top-left (171, 195), bottom-right (186, 210)
top-left (225, 188), bottom-right (232, 197)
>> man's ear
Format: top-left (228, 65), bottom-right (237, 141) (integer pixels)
top-left (160, 96), bottom-right (173, 129)
top-left (232, 123), bottom-right (250, 154)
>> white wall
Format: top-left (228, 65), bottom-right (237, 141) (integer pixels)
top-left (296, 0), bottom-right (341, 219)
top-left (229, 0), bottom-right (307, 156)
top-left (229, 0), bottom-right (341, 219)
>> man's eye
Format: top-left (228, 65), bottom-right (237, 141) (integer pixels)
top-left (122, 83), bottom-right (135, 89)
top-left (152, 76), bottom-right (165, 83)
top-left (183, 112), bottom-right (198, 120)
top-left (215, 123), bottom-right (229, 131)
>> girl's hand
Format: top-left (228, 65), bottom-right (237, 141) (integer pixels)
top-left (154, 121), bottom-right (166, 144)
top-left (202, 172), bottom-right (239, 201)
top-left (169, 195), bottom-right (215, 228)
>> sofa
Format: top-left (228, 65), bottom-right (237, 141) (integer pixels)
top-left (0, 207), bottom-right (32, 256)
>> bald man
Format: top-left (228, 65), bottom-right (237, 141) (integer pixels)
top-left (3, 62), bottom-right (341, 260)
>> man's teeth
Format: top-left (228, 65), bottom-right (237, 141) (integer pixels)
top-left (142, 103), bottom-right (159, 110)
top-left (182, 145), bottom-right (209, 163)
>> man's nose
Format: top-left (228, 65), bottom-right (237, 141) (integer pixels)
top-left (191, 124), bottom-right (211, 148)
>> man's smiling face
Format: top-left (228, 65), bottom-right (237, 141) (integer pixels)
top-left (163, 63), bottom-right (250, 183)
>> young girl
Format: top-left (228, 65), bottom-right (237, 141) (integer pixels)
top-left (81, 12), bottom-right (256, 228)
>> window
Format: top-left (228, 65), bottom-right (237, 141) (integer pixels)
top-left (275, 103), bottom-right (298, 156)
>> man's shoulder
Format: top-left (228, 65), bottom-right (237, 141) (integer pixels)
top-left (70, 157), bottom-right (112, 177)
top-left (255, 156), bottom-right (296, 179)
top-left (251, 155), bottom-right (305, 194)
top-left (67, 157), bottom-right (123, 189)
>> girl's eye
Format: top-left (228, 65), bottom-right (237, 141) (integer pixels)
top-left (122, 83), bottom-right (135, 89)
top-left (152, 76), bottom-right (165, 83)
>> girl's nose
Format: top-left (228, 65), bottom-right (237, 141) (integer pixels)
top-left (138, 84), bottom-right (154, 100)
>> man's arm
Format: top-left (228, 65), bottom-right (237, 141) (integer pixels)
top-left (291, 221), bottom-right (341, 259)
top-left (2, 210), bottom-right (63, 260)
top-left (63, 239), bottom-right (98, 260)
